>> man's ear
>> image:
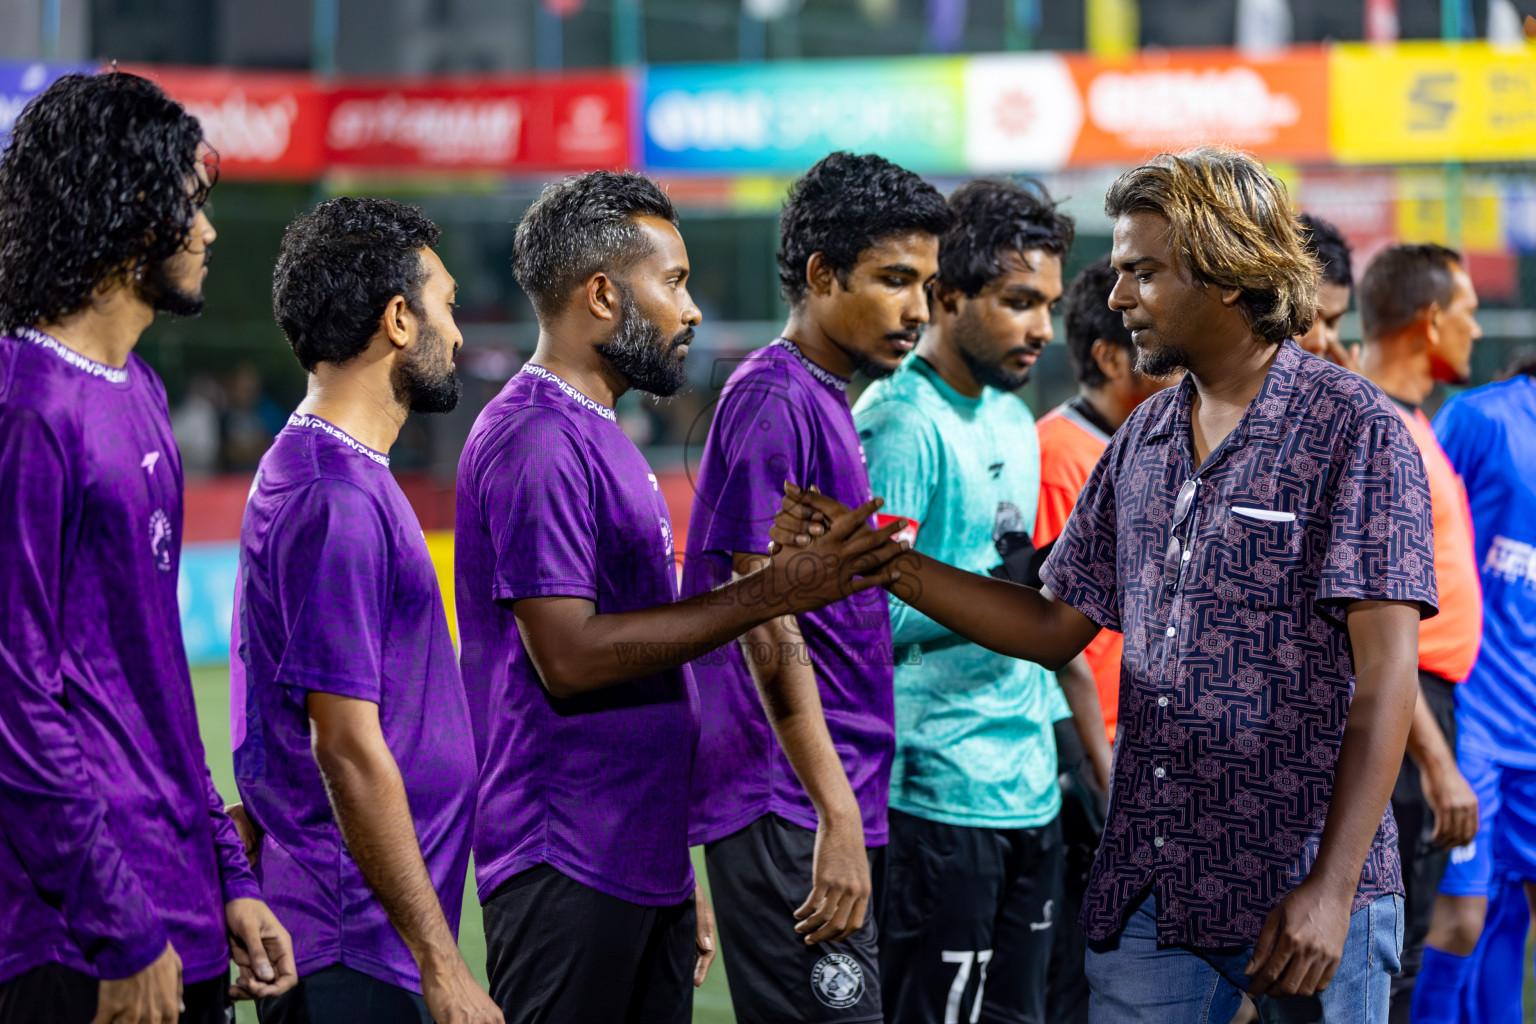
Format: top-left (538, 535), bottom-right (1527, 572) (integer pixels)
top-left (382, 294), bottom-right (411, 350)
top-left (1219, 286), bottom-right (1244, 308)
top-left (1422, 302), bottom-right (1445, 351)
top-left (806, 252), bottom-right (838, 298)
top-left (1091, 338), bottom-right (1127, 382)
top-left (931, 280), bottom-right (963, 317)
top-left (584, 272), bottom-right (620, 323)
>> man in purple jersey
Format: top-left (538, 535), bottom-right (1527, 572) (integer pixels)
top-left (229, 198), bottom-right (499, 1024)
top-left (682, 151), bottom-right (953, 1024)
top-left (0, 72), bottom-right (295, 1024)
top-left (455, 170), bottom-right (907, 1024)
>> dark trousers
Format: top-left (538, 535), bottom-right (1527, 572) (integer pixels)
top-left (1388, 669), bottom-right (1459, 1024)
top-left (879, 808), bottom-right (1065, 1024)
top-left (0, 962), bottom-right (229, 1024)
top-left (1047, 717), bottom-right (1108, 1024)
top-left (257, 964), bottom-right (429, 1024)
top-left (483, 864), bottom-right (695, 1024)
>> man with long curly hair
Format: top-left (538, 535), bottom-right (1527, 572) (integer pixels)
top-left (773, 148), bottom-right (1437, 1021)
top-left (0, 72), bottom-right (296, 1023)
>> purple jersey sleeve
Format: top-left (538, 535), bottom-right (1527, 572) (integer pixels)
top-left (476, 408), bottom-right (598, 603)
top-left (203, 770), bottom-right (260, 903)
top-left (272, 479), bottom-right (390, 702)
top-left (1316, 413), bottom-right (1439, 624)
top-left (1040, 430), bottom-right (1122, 633)
top-left (0, 407), bottom-right (169, 978)
top-left (697, 375), bottom-right (811, 558)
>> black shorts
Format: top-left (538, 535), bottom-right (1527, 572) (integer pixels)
top-left (1389, 669), bottom-right (1459, 1017)
top-left (0, 962), bottom-right (231, 1024)
top-left (482, 864), bottom-right (695, 1024)
top-left (258, 963), bottom-right (430, 1024)
top-left (704, 814), bottom-right (883, 1024)
top-left (878, 808), bottom-right (1064, 1024)
top-left (1048, 716), bottom-right (1107, 1024)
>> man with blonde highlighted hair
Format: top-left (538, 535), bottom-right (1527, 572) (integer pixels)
top-left (768, 148), bottom-right (1436, 1021)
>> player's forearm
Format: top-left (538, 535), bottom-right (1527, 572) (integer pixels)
top-left (1404, 685), bottom-right (1458, 783)
top-left (314, 737), bottom-right (459, 968)
top-left (202, 768), bottom-right (261, 902)
top-left (1058, 656), bottom-right (1112, 791)
top-left (525, 563), bottom-right (814, 696)
top-left (886, 552), bottom-right (1094, 669)
top-left (1308, 603), bottom-right (1419, 898)
top-left (741, 616), bottom-right (861, 826)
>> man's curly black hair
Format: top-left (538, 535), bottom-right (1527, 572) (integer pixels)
top-left (0, 72), bottom-right (211, 331)
top-left (1297, 213), bottom-right (1354, 289)
top-left (272, 197), bottom-right (442, 373)
top-left (938, 178), bottom-right (1074, 297)
top-left (1062, 256), bottom-right (1131, 389)
top-left (513, 170), bottom-right (678, 318)
top-left (776, 152), bottom-right (953, 305)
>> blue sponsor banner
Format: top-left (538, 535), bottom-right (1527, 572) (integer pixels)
top-left (178, 541), bottom-right (239, 666)
top-left (0, 61), bottom-right (96, 140)
top-left (640, 59), bottom-right (967, 173)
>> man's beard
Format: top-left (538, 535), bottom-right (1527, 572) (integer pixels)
top-left (844, 345), bottom-right (898, 381)
top-left (138, 251), bottom-right (208, 318)
top-left (595, 285), bottom-right (692, 398)
top-left (954, 311), bottom-right (1031, 392)
top-left (1134, 336), bottom-right (1192, 378)
top-left (393, 320), bottom-right (462, 414)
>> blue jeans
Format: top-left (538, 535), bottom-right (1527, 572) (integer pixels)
top-left (1085, 890), bottom-right (1403, 1023)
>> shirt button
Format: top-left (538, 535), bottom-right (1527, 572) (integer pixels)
top-left (1154, 767), bottom-right (1166, 779)
top-left (1182, 549), bottom-right (1192, 562)
top-left (1153, 837), bottom-right (1165, 848)
top-left (1165, 626), bottom-right (1177, 637)
top-left (1158, 696), bottom-right (1169, 707)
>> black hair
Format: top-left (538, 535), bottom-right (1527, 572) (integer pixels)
top-left (1062, 256), bottom-right (1130, 389)
top-left (938, 178), bottom-right (1074, 297)
top-left (1358, 243), bottom-right (1462, 342)
top-left (272, 197), bottom-right (442, 373)
top-left (776, 151), bottom-right (953, 304)
top-left (1503, 347), bottom-right (1536, 378)
top-left (1296, 213), bottom-right (1354, 289)
top-left (0, 72), bottom-right (212, 331)
top-left (513, 170), bottom-right (678, 318)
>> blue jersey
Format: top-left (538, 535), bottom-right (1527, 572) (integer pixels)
top-left (1433, 373), bottom-right (1536, 768)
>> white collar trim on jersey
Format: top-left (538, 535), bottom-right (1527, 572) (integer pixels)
top-left (521, 363), bottom-right (618, 422)
top-left (13, 326), bottom-right (130, 384)
top-left (771, 337), bottom-right (849, 392)
top-left (287, 412), bottom-right (391, 467)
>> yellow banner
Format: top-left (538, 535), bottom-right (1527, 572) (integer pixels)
top-left (1331, 41), bottom-right (1536, 164)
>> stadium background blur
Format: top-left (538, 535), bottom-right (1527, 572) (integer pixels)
top-left (5, 1), bottom-right (1536, 1019)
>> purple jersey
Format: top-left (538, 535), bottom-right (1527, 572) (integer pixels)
top-left (683, 339), bottom-right (895, 846)
top-left (233, 414), bottom-right (476, 992)
top-left (0, 328), bottom-right (258, 986)
top-left (455, 365), bottom-right (699, 906)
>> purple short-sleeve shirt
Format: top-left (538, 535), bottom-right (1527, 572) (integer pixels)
top-left (456, 365), bottom-right (699, 906)
top-left (1042, 341), bottom-right (1437, 948)
top-left (683, 340), bottom-right (896, 847)
top-left (233, 414), bottom-right (477, 992)
top-left (0, 329), bottom-right (257, 987)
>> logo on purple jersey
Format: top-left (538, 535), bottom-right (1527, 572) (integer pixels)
top-left (810, 952), bottom-right (865, 1009)
top-left (149, 508), bottom-right (174, 573)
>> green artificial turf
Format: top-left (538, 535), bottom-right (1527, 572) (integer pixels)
top-left (192, 667), bottom-right (737, 1023)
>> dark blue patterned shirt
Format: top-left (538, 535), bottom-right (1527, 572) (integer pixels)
top-left (1041, 340), bottom-right (1438, 948)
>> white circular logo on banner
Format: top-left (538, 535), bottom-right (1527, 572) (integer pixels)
top-left (810, 953), bottom-right (864, 1008)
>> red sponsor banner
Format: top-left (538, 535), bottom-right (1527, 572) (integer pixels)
top-left (124, 66), bottom-right (328, 180)
top-left (324, 72), bottom-right (627, 173)
top-left (1064, 48), bottom-right (1330, 165)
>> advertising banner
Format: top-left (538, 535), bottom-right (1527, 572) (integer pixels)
top-left (326, 72), bottom-right (627, 173)
top-left (642, 59), bottom-right (968, 173)
top-left (1330, 42), bottom-right (1536, 164)
top-left (0, 61), bottom-right (96, 141)
top-left (126, 66), bottom-right (328, 179)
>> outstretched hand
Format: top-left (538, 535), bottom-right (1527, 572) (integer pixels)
top-left (766, 483), bottom-right (908, 616)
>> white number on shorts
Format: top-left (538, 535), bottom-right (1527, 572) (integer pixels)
top-left (940, 949), bottom-right (993, 1024)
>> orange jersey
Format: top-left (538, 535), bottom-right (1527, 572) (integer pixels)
top-left (1397, 406), bottom-right (1483, 681)
top-left (1035, 404), bottom-right (1121, 742)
